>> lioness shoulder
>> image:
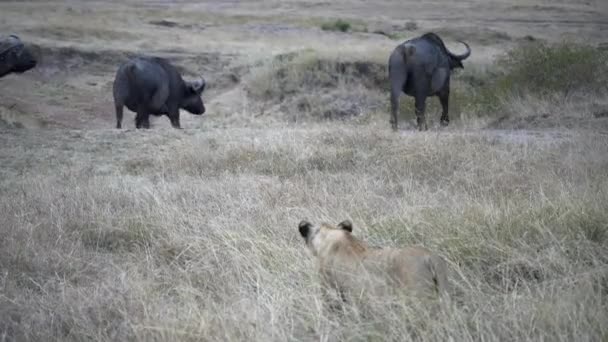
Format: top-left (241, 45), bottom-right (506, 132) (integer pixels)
top-left (298, 219), bottom-right (449, 303)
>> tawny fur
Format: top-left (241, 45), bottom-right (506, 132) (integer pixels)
top-left (299, 220), bottom-right (449, 305)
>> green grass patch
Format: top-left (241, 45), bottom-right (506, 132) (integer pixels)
top-left (319, 18), bottom-right (368, 33)
top-left (321, 19), bottom-right (352, 32)
top-left (496, 42), bottom-right (608, 96)
top-left (460, 42), bottom-right (606, 103)
top-left (454, 41), bottom-right (608, 120)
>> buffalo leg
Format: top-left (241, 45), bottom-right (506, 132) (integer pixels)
top-left (390, 88), bottom-right (401, 131)
top-left (415, 96), bottom-right (427, 131)
top-left (439, 90), bottom-right (450, 127)
top-left (135, 107), bottom-right (147, 129)
top-left (169, 113), bottom-right (181, 129)
top-left (389, 75), bottom-right (407, 131)
top-left (135, 114), bottom-right (142, 129)
top-left (141, 115), bottom-right (150, 129)
top-left (115, 104), bottom-right (123, 129)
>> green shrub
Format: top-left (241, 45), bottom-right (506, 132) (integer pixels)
top-left (495, 42), bottom-right (608, 96)
top-left (404, 21), bottom-right (418, 31)
top-left (456, 42), bottom-right (608, 119)
top-left (321, 19), bottom-right (352, 32)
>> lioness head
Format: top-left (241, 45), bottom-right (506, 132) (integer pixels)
top-left (298, 219), bottom-right (358, 257)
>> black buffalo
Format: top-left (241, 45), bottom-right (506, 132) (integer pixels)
top-left (113, 56), bottom-right (206, 129)
top-left (388, 32), bottom-right (471, 131)
top-left (0, 35), bottom-right (37, 78)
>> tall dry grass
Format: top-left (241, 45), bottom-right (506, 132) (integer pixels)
top-left (1, 127), bottom-right (606, 341)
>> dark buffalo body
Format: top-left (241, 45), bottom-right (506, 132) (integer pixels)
top-left (0, 35), bottom-right (37, 78)
top-left (113, 56), bottom-right (206, 129)
top-left (388, 32), bottom-right (471, 131)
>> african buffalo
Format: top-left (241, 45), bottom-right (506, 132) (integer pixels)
top-left (388, 32), bottom-right (471, 131)
top-left (0, 35), bottom-right (37, 78)
top-left (113, 56), bottom-right (206, 129)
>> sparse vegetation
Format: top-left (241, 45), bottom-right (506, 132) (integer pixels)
top-left (447, 42), bottom-right (608, 124)
top-left (496, 42), bottom-right (608, 96)
top-left (404, 21), bottom-right (418, 31)
top-left (320, 19), bottom-right (352, 32)
top-left (319, 18), bottom-right (370, 34)
top-left (246, 50), bottom-right (387, 121)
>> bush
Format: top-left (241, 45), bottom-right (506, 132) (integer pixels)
top-left (320, 19), bottom-right (352, 32)
top-left (457, 42), bottom-right (608, 120)
top-left (495, 42), bottom-right (608, 96)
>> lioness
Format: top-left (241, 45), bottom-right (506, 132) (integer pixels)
top-left (298, 219), bottom-right (449, 307)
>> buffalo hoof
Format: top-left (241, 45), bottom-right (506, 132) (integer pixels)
top-left (416, 118), bottom-right (428, 131)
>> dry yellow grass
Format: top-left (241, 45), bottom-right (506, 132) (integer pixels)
top-left (0, 1), bottom-right (607, 341)
top-left (1, 126), bottom-right (607, 341)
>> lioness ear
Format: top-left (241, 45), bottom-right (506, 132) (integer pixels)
top-left (337, 220), bottom-right (353, 233)
top-left (299, 220), bottom-right (312, 239)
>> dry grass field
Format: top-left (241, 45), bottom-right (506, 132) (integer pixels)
top-left (1, 1), bottom-right (608, 341)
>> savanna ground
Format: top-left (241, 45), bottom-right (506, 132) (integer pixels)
top-left (1, 1), bottom-right (608, 341)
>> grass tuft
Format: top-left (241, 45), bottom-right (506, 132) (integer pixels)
top-left (320, 19), bottom-right (352, 32)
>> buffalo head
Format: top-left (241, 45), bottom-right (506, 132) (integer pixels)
top-left (181, 77), bottom-right (206, 115)
top-left (0, 35), bottom-right (37, 78)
